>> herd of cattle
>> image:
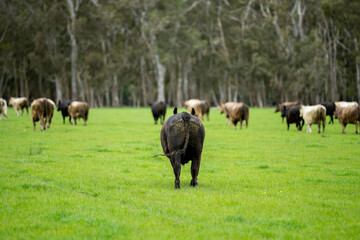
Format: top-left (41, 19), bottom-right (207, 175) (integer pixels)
top-left (2, 97), bottom-right (360, 189)
top-left (275, 101), bottom-right (360, 134)
top-left (0, 97), bottom-right (89, 130)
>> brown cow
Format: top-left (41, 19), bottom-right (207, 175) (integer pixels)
top-left (334, 106), bottom-right (360, 134)
top-left (31, 98), bottom-right (55, 131)
top-left (9, 97), bottom-right (29, 116)
top-left (68, 101), bottom-right (90, 126)
top-left (275, 101), bottom-right (299, 123)
top-left (226, 102), bottom-right (249, 130)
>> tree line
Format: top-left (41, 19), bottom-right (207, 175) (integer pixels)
top-left (1, 0), bottom-right (360, 108)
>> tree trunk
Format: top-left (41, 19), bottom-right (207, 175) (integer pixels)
top-left (112, 73), bottom-right (120, 107)
top-left (54, 74), bottom-right (62, 103)
top-left (97, 93), bottom-right (103, 108)
top-left (354, 38), bottom-right (360, 102)
top-left (22, 59), bottom-right (29, 98)
top-left (183, 58), bottom-right (190, 101)
top-left (89, 87), bottom-right (95, 108)
top-left (233, 72), bottom-right (239, 102)
top-left (105, 87), bottom-right (110, 107)
top-left (227, 74), bottom-right (232, 102)
top-left (66, 0), bottom-right (78, 100)
top-left (38, 74), bottom-right (43, 97)
top-left (176, 60), bottom-right (183, 107)
top-left (20, 63), bottom-right (24, 97)
top-left (218, 80), bottom-right (225, 104)
top-left (119, 84), bottom-right (124, 106)
top-left (140, 55), bottom-right (147, 106)
top-left (155, 54), bottom-right (166, 102)
top-left (13, 61), bottom-right (18, 97)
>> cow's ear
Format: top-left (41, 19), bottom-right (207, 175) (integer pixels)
top-left (173, 107), bottom-right (177, 115)
top-left (191, 108), bottom-right (195, 115)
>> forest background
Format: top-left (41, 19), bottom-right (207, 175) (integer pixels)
top-left (1, 0), bottom-right (360, 108)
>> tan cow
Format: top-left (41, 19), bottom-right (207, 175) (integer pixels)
top-left (0, 98), bottom-right (8, 120)
top-left (68, 101), bottom-right (90, 126)
top-left (226, 102), bottom-right (249, 130)
top-left (220, 102), bottom-right (238, 125)
top-left (9, 97), bottom-right (29, 116)
top-left (184, 99), bottom-right (210, 121)
top-left (31, 98), bottom-right (55, 131)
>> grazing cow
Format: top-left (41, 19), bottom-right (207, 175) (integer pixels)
top-left (335, 101), bottom-right (359, 109)
top-left (57, 100), bottom-right (73, 124)
top-left (31, 98), bottom-right (55, 131)
top-left (282, 105), bottom-right (304, 131)
top-left (160, 108), bottom-right (205, 189)
top-left (9, 97), bottom-right (29, 116)
top-left (275, 101), bottom-right (299, 123)
top-left (319, 101), bottom-right (336, 124)
top-left (299, 105), bottom-right (326, 133)
top-left (334, 106), bottom-right (360, 134)
top-left (184, 99), bottom-right (210, 121)
top-left (220, 102), bottom-right (239, 125)
top-left (226, 102), bottom-right (249, 130)
top-left (151, 101), bottom-right (166, 124)
top-left (68, 101), bottom-right (89, 126)
top-left (202, 100), bottom-right (210, 121)
top-left (0, 98), bottom-right (8, 120)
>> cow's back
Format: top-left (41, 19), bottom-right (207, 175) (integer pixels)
top-left (161, 112), bottom-right (205, 164)
top-left (69, 101), bottom-right (89, 117)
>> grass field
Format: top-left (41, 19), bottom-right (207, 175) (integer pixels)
top-left (0, 107), bottom-right (359, 239)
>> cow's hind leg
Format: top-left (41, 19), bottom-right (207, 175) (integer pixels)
top-left (307, 124), bottom-right (312, 133)
top-left (40, 117), bottom-right (45, 131)
top-left (190, 158), bottom-right (200, 187)
top-left (33, 118), bottom-right (36, 130)
top-left (84, 112), bottom-right (88, 126)
top-left (171, 155), bottom-right (181, 189)
top-left (232, 120), bottom-right (237, 130)
top-left (355, 122), bottom-right (358, 134)
top-left (342, 123), bottom-right (346, 134)
top-left (322, 120), bottom-right (325, 133)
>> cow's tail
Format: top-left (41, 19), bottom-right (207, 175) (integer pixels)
top-left (156, 113), bottom-right (191, 158)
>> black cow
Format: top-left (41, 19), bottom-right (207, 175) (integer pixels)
top-left (282, 105), bottom-right (304, 131)
top-left (57, 100), bottom-right (73, 124)
top-left (151, 101), bottom-right (166, 124)
top-left (319, 101), bottom-right (335, 124)
top-left (160, 108), bottom-right (205, 189)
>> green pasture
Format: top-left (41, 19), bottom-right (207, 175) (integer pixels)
top-left (0, 107), bottom-right (359, 239)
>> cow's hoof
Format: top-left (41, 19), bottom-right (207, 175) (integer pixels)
top-left (175, 181), bottom-right (180, 189)
top-left (190, 179), bottom-right (198, 187)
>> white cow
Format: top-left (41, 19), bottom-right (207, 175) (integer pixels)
top-left (300, 105), bottom-right (326, 133)
top-left (0, 98), bottom-right (7, 120)
top-left (335, 101), bottom-right (359, 109)
top-left (9, 97), bottom-right (29, 116)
